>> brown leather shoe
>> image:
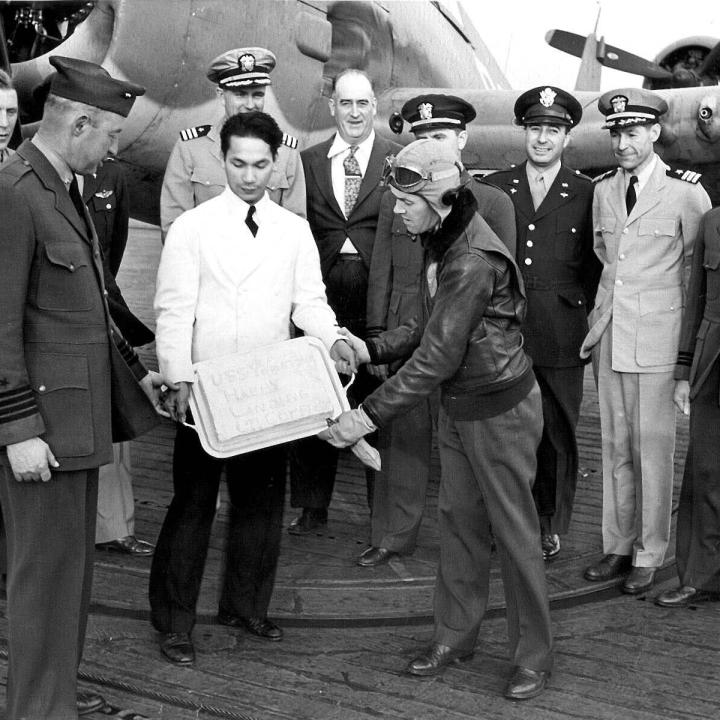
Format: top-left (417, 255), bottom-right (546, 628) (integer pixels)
top-left (160, 632), bottom-right (195, 664)
top-left (77, 691), bottom-right (106, 715)
top-left (357, 546), bottom-right (397, 567)
top-left (584, 554), bottom-right (632, 582)
top-left (504, 666), bottom-right (550, 700)
top-left (655, 585), bottom-right (719, 607)
top-left (622, 566), bottom-right (656, 595)
top-left (287, 508), bottom-right (327, 535)
top-left (405, 643), bottom-right (474, 677)
top-left (218, 612), bottom-right (283, 641)
top-left (96, 535), bottom-right (155, 556)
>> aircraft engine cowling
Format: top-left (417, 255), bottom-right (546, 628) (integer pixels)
top-left (644, 36), bottom-right (720, 89)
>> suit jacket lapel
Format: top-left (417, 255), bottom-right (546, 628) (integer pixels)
top-left (17, 141), bottom-right (90, 242)
top-left (310, 136), bottom-right (344, 218)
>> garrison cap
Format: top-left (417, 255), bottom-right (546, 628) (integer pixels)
top-left (514, 85), bottom-right (582, 127)
top-left (401, 94), bottom-right (476, 132)
top-left (207, 47), bottom-right (276, 87)
top-left (598, 87), bottom-right (668, 129)
top-left (48, 56), bottom-right (145, 117)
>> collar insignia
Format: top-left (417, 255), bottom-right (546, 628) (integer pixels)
top-left (539, 87), bottom-right (556, 108)
top-left (560, 192), bottom-right (569, 198)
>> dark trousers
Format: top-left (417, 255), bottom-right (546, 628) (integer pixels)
top-left (0, 465), bottom-right (98, 720)
top-left (149, 424), bottom-right (287, 633)
top-left (532, 365), bottom-right (584, 535)
top-left (676, 359), bottom-right (720, 591)
top-left (433, 385), bottom-right (553, 672)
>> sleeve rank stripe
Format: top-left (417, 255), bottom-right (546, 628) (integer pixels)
top-left (1, 396), bottom-right (37, 413)
top-left (0, 386), bottom-right (34, 402)
top-left (0, 406), bottom-right (38, 424)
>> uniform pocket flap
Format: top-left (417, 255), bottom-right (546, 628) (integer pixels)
top-left (557, 288), bottom-right (587, 308)
top-left (638, 217), bottom-right (676, 237)
top-left (595, 216), bottom-right (615, 235)
top-left (90, 193), bottom-right (117, 212)
top-left (638, 286), bottom-right (683, 316)
top-left (44, 242), bottom-right (89, 272)
top-left (29, 353), bottom-right (89, 393)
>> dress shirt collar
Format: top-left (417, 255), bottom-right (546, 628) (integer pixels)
top-left (327, 130), bottom-right (375, 164)
top-left (222, 185), bottom-right (272, 224)
top-left (31, 134), bottom-right (74, 187)
top-left (526, 160), bottom-right (561, 188)
top-left (624, 153), bottom-right (657, 195)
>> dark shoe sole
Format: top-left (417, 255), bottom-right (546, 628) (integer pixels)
top-left (621, 582), bottom-right (654, 596)
top-left (161, 648), bottom-right (195, 665)
top-left (505, 678), bottom-right (549, 700)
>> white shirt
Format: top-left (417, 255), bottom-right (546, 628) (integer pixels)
top-left (328, 130), bottom-right (375, 253)
top-left (625, 153), bottom-right (658, 197)
top-left (155, 188), bottom-right (341, 384)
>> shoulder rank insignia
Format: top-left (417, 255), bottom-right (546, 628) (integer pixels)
top-left (593, 168), bottom-right (618, 184)
top-left (179, 124), bottom-right (212, 142)
top-left (282, 133), bottom-right (299, 149)
top-left (667, 167), bottom-right (702, 184)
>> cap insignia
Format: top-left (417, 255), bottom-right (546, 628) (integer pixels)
top-left (539, 87), bottom-right (556, 108)
top-left (610, 95), bottom-right (628, 113)
top-left (239, 54), bottom-right (256, 73)
top-left (418, 102), bottom-right (434, 120)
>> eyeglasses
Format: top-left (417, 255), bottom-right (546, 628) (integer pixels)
top-left (382, 155), bottom-right (460, 191)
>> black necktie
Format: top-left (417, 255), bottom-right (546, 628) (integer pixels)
top-left (245, 205), bottom-right (258, 237)
top-left (68, 175), bottom-right (87, 220)
top-left (625, 175), bottom-right (638, 216)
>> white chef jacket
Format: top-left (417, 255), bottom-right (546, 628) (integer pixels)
top-left (155, 188), bottom-right (341, 384)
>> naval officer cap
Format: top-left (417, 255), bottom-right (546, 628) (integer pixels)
top-left (207, 47), bottom-right (276, 87)
top-left (401, 94), bottom-right (476, 132)
top-left (598, 87), bottom-right (668, 129)
top-left (514, 85), bottom-right (582, 127)
top-left (48, 56), bottom-right (145, 117)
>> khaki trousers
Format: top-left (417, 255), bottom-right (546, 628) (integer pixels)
top-left (596, 328), bottom-right (676, 567)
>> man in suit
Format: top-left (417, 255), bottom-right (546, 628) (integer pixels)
top-left (0, 57), bottom-right (157, 720)
top-left (581, 88), bottom-right (711, 595)
top-left (82, 157), bottom-right (156, 557)
top-left (161, 46), bottom-right (305, 238)
top-left (656, 207), bottom-right (720, 608)
top-left (288, 69), bottom-right (401, 533)
top-left (359, 93), bottom-right (517, 567)
top-left (485, 86), bottom-right (600, 561)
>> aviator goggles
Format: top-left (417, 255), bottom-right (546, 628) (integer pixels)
top-left (382, 155), bottom-right (461, 192)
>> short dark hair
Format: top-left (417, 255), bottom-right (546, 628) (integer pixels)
top-left (220, 111), bottom-right (282, 158)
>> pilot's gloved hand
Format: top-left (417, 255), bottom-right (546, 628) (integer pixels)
top-left (318, 407), bottom-right (376, 448)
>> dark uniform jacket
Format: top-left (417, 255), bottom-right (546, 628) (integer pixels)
top-left (485, 162), bottom-right (600, 367)
top-left (366, 175), bottom-right (517, 342)
top-left (676, 206), bottom-right (720, 396)
top-left (363, 189), bottom-right (534, 427)
top-left (301, 134), bottom-right (401, 279)
top-left (83, 158), bottom-right (154, 347)
top-left (0, 141), bottom-right (147, 471)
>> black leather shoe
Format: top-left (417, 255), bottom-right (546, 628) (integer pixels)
top-left (541, 533), bottom-right (560, 560)
top-left (405, 644), bottom-right (474, 677)
top-left (97, 535), bottom-right (155, 556)
top-left (622, 566), bottom-right (656, 595)
top-left (584, 554), bottom-right (632, 582)
top-left (160, 632), bottom-right (195, 664)
top-left (357, 546), bottom-right (397, 567)
top-left (655, 585), bottom-right (719, 608)
top-left (77, 691), bottom-right (106, 715)
top-left (288, 508), bottom-right (327, 535)
top-left (504, 666), bottom-right (550, 700)
top-left (218, 612), bottom-right (283, 641)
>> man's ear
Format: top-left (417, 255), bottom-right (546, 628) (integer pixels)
top-left (456, 130), bottom-right (468, 151)
top-left (72, 115), bottom-right (91, 137)
top-left (328, 98), bottom-right (336, 118)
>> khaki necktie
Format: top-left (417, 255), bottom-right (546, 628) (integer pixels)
top-left (530, 174), bottom-right (547, 210)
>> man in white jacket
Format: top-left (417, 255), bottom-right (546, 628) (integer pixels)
top-left (150, 111), bottom-right (355, 665)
